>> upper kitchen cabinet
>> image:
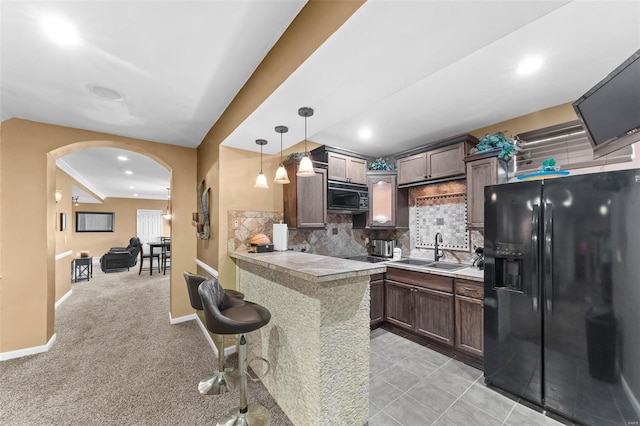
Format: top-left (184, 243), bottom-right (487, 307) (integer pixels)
top-left (311, 145), bottom-right (369, 185)
top-left (464, 151), bottom-right (509, 229)
top-left (283, 159), bottom-right (327, 228)
top-left (396, 134), bottom-right (478, 186)
top-left (366, 171), bottom-right (408, 228)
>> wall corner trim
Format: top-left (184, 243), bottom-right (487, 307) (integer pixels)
top-left (55, 250), bottom-right (73, 261)
top-left (55, 289), bottom-right (73, 309)
top-left (0, 334), bottom-right (57, 361)
top-left (169, 311), bottom-right (236, 357)
top-left (195, 259), bottom-right (219, 278)
top-left (621, 375), bottom-right (640, 419)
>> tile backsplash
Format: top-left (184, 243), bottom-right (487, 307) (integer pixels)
top-left (227, 210), bottom-right (409, 258)
top-left (229, 180), bottom-right (480, 264)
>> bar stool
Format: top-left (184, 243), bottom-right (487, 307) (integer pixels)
top-left (183, 272), bottom-right (244, 396)
top-left (199, 278), bottom-right (271, 426)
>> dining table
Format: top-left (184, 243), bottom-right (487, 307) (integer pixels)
top-left (147, 240), bottom-right (170, 276)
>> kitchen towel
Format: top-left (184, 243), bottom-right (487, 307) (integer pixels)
top-left (273, 223), bottom-right (288, 251)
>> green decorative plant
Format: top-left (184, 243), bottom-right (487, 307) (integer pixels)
top-left (287, 152), bottom-right (306, 160)
top-left (474, 132), bottom-right (523, 161)
top-left (369, 157), bottom-right (396, 171)
top-left (537, 158), bottom-right (561, 172)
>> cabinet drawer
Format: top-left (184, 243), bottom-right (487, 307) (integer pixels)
top-left (455, 279), bottom-right (483, 299)
top-left (386, 267), bottom-right (453, 293)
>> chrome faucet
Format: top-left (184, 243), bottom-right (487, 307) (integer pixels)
top-left (434, 232), bottom-right (444, 261)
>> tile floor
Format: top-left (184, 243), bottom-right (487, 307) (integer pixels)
top-left (368, 328), bottom-right (568, 426)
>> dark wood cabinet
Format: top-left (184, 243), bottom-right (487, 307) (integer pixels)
top-left (415, 286), bottom-right (454, 345)
top-left (455, 279), bottom-right (484, 356)
top-left (384, 267), bottom-right (455, 347)
top-left (366, 171), bottom-right (408, 228)
top-left (370, 273), bottom-right (385, 328)
top-left (396, 134), bottom-right (478, 186)
top-left (464, 152), bottom-right (508, 229)
top-left (327, 152), bottom-right (367, 185)
top-left (311, 145), bottom-right (369, 185)
top-left (397, 152), bottom-right (427, 185)
top-left (283, 160), bottom-right (327, 228)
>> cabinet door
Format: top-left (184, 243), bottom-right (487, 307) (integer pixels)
top-left (327, 152), bottom-right (349, 182)
top-left (297, 168), bottom-right (327, 228)
top-left (347, 157), bottom-right (368, 185)
top-left (466, 157), bottom-right (498, 228)
top-left (384, 280), bottom-right (414, 331)
top-left (370, 279), bottom-right (385, 327)
top-left (397, 153), bottom-right (427, 185)
top-left (368, 174), bottom-right (396, 227)
top-left (414, 287), bottom-right (454, 345)
top-left (426, 143), bottom-right (466, 180)
top-left (455, 294), bottom-right (483, 356)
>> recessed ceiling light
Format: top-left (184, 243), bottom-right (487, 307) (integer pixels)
top-left (41, 16), bottom-right (80, 46)
top-left (359, 128), bottom-right (373, 140)
top-left (87, 85), bottom-right (124, 102)
top-left (516, 56), bottom-right (543, 76)
top-left (118, 155), bottom-right (129, 161)
top-left (129, 186), bottom-right (135, 189)
top-left (133, 193), bottom-right (139, 197)
top-left (125, 170), bottom-right (133, 175)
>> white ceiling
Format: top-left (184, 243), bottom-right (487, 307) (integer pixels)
top-left (2, 1), bottom-right (640, 200)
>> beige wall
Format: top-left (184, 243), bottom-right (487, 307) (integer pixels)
top-left (0, 118), bottom-right (197, 354)
top-left (54, 169), bottom-right (74, 302)
top-left (71, 197), bottom-right (170, 259)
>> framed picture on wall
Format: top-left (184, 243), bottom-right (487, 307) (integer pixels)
top-left (60, 213), bottom-right (67, 231)
top-left (75, 211), bottom-right (115, 232)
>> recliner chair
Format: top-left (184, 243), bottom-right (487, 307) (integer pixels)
top-left (100, 237), bottom-right (141, 272)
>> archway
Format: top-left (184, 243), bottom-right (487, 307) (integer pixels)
top-left (0, 118), bottom-right (197, 357)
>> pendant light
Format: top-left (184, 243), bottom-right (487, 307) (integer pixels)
top-left (296, 107), bottom-right (316, 177)
top-left (273, 125), bottom-right (290, 184)
top-left (254, 139), bottom-right (269, 189)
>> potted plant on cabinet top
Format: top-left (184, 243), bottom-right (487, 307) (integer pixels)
top-left (468, 132), bottom-right (523, 179)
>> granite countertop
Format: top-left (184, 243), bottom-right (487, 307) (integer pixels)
top-left (231, 251), bottom-right (386, 283)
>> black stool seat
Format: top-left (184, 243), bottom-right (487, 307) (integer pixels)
top-left (199, 279), bottom-right (270, 335)
top-left (183, 272), bottom-right (244, 310)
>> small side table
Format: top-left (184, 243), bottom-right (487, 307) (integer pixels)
top-left (72, 257), bottom-right (93, 282)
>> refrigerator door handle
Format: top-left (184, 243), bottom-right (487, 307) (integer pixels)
top-left (543, 202), bottom-right (553, 314)
top-left (530, 204), bottom-right (540, 312)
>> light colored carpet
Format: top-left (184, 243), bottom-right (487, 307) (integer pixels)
top-left (0, 266), bottom-right (292, 425)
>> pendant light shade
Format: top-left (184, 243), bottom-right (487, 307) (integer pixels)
top-left (296, 107), bottom-right (316, 177)
top-left (254, 139), bottom-right (269, 189)
top-left (273, 125), bottom-right (290, 184)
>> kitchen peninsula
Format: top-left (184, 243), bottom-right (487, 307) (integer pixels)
top-left (230, 251), bottom-right (385, 426)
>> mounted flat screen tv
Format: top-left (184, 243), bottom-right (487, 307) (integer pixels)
top-left (573, 49), bottom-right (640, 158)
top-left (76, 211), bottom-right (114, 232)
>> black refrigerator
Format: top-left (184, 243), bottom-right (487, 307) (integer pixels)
top-left (484, 168), bottom-right (640, 426)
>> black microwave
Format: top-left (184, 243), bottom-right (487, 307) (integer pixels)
top-left (327, 182), bottom-right (369, 214)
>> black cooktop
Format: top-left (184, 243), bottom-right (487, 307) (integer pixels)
top-left (346, 255), bottom-right (388, 263)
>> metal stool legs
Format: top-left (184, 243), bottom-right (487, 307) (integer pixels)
top-left (217, 334), bottom-right (270, 426)
top-left (198, 335), bottom-right (237, 395)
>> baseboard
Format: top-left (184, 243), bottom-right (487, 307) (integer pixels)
top-left (55, 289), bottom-right (73, 309)
top-left (0, 334), bottom-right (57, 361)
top-left (195, 259), bottom-right (219, 278)
top-left (55, 250), bottom-right (73, 261)
top-left (168, 312), bottom-right (197, 325)
top-left (621, 374), bottom-right (640, 419)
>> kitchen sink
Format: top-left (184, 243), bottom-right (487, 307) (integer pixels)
top-left (392, 258), bottom-right (433, 266)
top-left (391, 259), bottom-right (466, 271)
top-left (426, 262), bottom-right (466, 271)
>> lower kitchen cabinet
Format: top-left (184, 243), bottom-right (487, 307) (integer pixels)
top-left (370, 273), bottom-right (385, 328)
top-left (455, 279), bottom-right (484, 356)
top-left (384, 268), bottom-right (455, 347)
top-left (415, 286), bottom-right (454, 345)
